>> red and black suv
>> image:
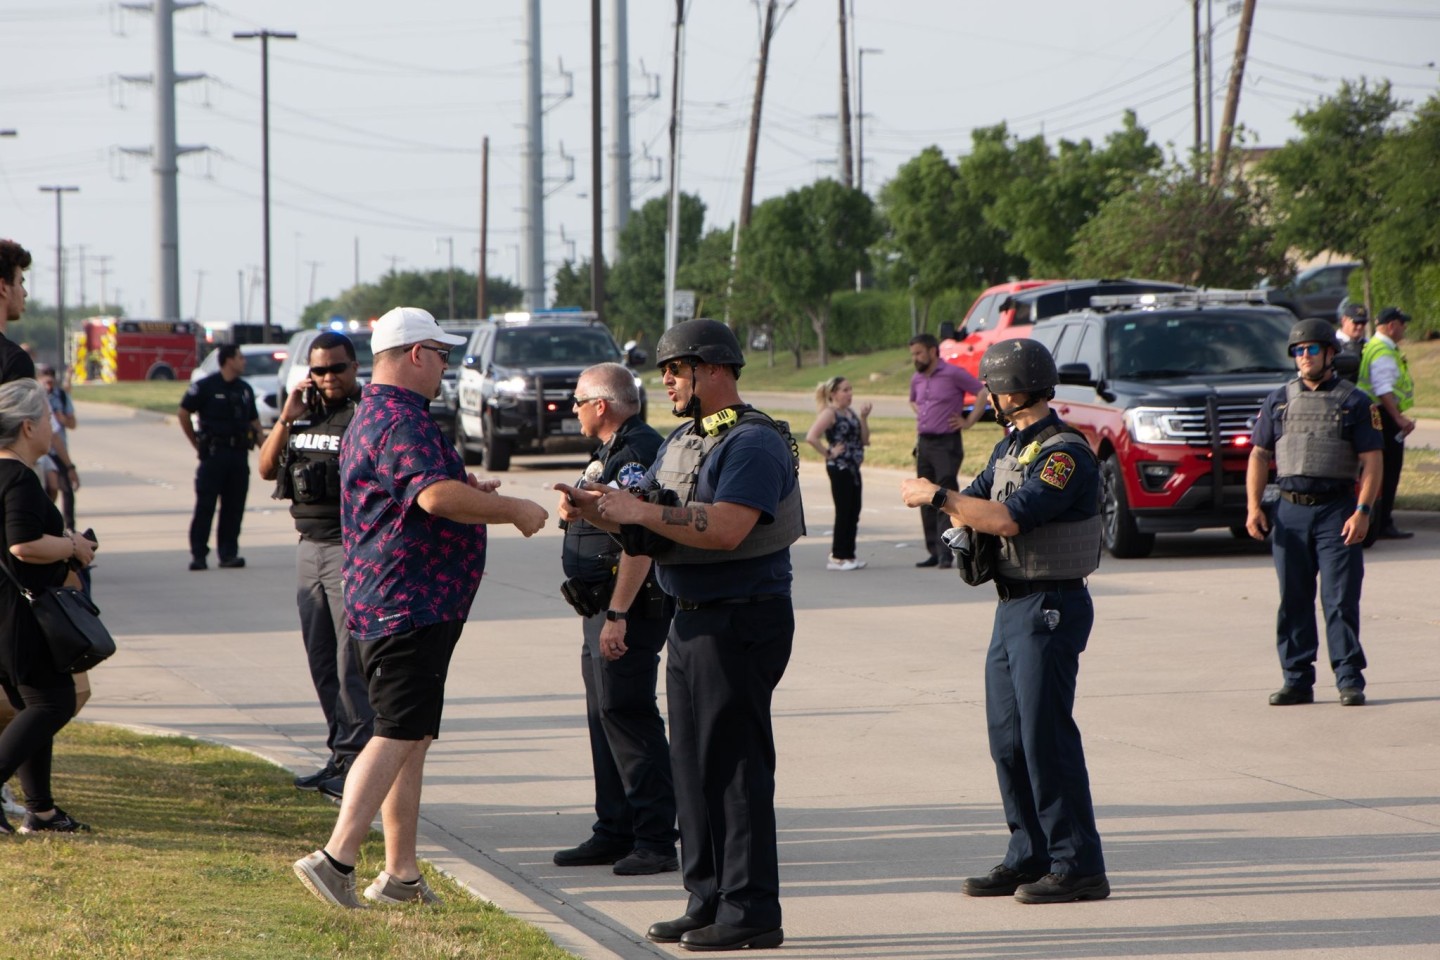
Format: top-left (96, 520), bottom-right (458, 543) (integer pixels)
top-left (1028, 291), bottom-right (1295, 558)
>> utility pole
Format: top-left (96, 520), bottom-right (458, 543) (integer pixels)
top-left (1192, 0), bottom-right (1203, 169)
top-left (590, 0), bottom-right (606, 322)
top-left (194, 268), bottom-right (205, 318)
top-left (521, 0), bottom-right (545, 310)
top-left (1205, 0), bottom-right (1215, 157)
top-left (353, 236), bottom-right (360, 288)
top-left (234, 27), bottom-right (297, 343)
top-left (857, 47), bottom-right (882, 194)
top-left (836, 0), bottom-right (853, 188)
top-left (305, 261), bottom-right (321, 304)
top-left (39, 186), bottom-right (79, 367)
top-left (1210, 0), bottom-right (1256, 187)
top-left (606, 0), bottom-right (631, 265)
top-left (478, 135), bottom-right (490, 320)
top-left (77, 245), bottom-right (87, 310)
top-left (663, 0), bottom-right (687, 331)
top-left (436, 236), bottom-right (456, 318)
top-left (740, 1), bottom-right (779, 230)
top-left (93, 255), bottom-right (113, 314)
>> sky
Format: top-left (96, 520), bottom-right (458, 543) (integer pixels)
top-left (3, 0), bottom-right (1438, 331)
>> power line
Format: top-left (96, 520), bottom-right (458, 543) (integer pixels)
top-left (1261, 2), bottom-right (1440, 21)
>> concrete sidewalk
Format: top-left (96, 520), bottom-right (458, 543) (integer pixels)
top-left (72, 401), bottom-right (1440, 960)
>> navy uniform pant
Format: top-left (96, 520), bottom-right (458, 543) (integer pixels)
top-left (1270, 497), bottom-right (1367, 691)
top-left (667, 599), bottom-right (793, 929)
top-left (986, 586), bottom-right (1105, 876)
top-left (580, 607), bottom-right (677, 853)
top-left (189, 447), bottom-right (249, 562)
top-left (297, 538), bottom-right (374, 768)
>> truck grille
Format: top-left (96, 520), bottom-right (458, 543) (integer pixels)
top-left (1165, 401), bottom-right (1262, 446)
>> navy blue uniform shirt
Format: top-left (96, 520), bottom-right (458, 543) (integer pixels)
top-left (181, 372), bottom-right (258, 437)
top-left (962, 411), bottom-right (1099, 533)
top-left (562, 413), bottom-right (663, 582)
top-left (1251, 375), bottom-right (1382, 496)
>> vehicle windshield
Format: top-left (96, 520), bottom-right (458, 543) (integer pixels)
top-left (494, 327), bottom-right (619, 366)
top-left (1107, 311), bottom-right (1294, 378)
top-left (242, 350), bottom-right (286, 376)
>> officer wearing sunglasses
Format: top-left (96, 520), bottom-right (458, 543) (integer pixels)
top-left (258, 331), bottom-right (373, 799)
top-left (1244, 317), bottom-right (1383, 708)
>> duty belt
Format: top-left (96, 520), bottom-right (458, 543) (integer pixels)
top-left (995, 578), bottom-right (1085, 601)
top-left (675, 593), bottom-right (785, 611)
top-left (1279, 490), bottom-right (1344, 506)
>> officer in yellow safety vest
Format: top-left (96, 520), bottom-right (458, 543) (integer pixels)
top-left (1355, 306), bottom-right (1416, 545)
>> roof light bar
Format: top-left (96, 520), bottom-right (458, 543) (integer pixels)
top-left (1090, 290), bottom-right (1270, 310)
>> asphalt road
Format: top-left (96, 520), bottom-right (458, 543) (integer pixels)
top-left (73, 400), bottom-right (1439, 960)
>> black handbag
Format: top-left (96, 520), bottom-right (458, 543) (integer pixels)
top-left (0, 558), bottom-right (116, 673)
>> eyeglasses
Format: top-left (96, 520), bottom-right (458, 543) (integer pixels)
top-left (309, 361), bottom-right (352, 378)
top-left (1289, 343), bottom-right (1325, 357)
top-left (415, 344), bottom-right (450, 363)
top-left (660, 360), bottom-right (694, 377)
top-left (572, 395), bottom-right (605, 408)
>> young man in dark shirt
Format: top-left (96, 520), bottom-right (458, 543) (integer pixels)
top-left (0, 240), bottom-right (37, 384)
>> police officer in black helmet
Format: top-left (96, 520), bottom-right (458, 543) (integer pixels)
top-left (902, 337), bottom-right (1110, 905)
top-left (1245, 318), bottom-right (1382, 707)
top-left (258, 332), bottom-right (374, 797)
top-left (556, 319), bottom-right (800, 952)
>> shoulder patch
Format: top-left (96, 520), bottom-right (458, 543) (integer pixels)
top-left (616, 461), bottom-right (650, 491)
top-left (1370, 405), bottom-right (1381, 431)
top-left (1038, 452), bottom-right (1076, 490)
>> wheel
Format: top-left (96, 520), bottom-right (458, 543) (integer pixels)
top-left (147, 365), bottom-right (176, 381)
top-left (455, 415), bottom-right (481, 466)
top-left (481, 417), bottom-right (511, 472)
top-left (1101, 455), bottom-right (1155, 559)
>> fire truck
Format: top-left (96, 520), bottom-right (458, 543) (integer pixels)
top-left (72, 316), bottom-right (201, 383)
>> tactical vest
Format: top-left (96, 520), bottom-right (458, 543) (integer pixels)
top-left (279, 401), bottom-right (356, 535)
top-left (991, 426), bottom-right (1102, 581)
top-left (1275, 379), bottom-right (1360, 481)
top-left (1356, 337), bottom-right (1414, 413)
top-left (650, 409), bottom-right (805, 565)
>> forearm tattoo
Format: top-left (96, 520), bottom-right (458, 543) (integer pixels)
top-left (661, 505), bottom-right (709, 531)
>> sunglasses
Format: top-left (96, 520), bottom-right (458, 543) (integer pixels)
top-left (660, 360), bottom-right (695, 377)
top-left (309, 361), bottom-right (352, 378)
top-left (416, 344), bottom-right (451, 363)
top-left (572, 395), bottom-right (604, 407)
top-left (1289, 343), bottom-right (1325, 357)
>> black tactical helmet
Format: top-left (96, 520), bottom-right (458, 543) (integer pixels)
top-left (979, 338), bottom-right (1058, 394)
top-left (1288, 317), bottom-right (1336, 350)
top-left (655, 318), bottom-right (746, 369)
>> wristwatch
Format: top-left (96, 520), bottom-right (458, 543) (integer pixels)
top-left (1357, 503), bottom-right (1372, 516)
top-left (930, 488), bottom-right (949, 511)
top-left (605, 609), bottom-right (628, 622)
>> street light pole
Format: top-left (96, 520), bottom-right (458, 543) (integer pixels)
top-left (856, 47), bottom-right (882, 195)
top-left (39, 186), bottom-right (79, 370)
top-left (234, 28), bottom-right (296, 344)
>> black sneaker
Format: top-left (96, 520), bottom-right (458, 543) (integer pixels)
top-left (294, 763), bottom-right (341, 791)
top-left (189, 558), bottom-right (207, 571)
top-left (1014, 872), bottom-right (1110, 904)
top-left (218, 557), bottom-right (246, 569)
top-left (317, 774), bottom-right (346, 803)
top-left (553, 835), bottom-right (631, 867)
top-left (19, 807), bottom-right (91, 834)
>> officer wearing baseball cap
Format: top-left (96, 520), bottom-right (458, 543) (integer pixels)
top-left (1356, 306), bottom-right (1416, 543)
top-left (1246, 318), bottom-right (1382, 707)
top-left (1336, 302), bottom-right (1368, 356)
top-left (902, 337), bottom-right (1110, 905)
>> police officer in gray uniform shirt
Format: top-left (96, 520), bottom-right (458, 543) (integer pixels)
top-left (258, 332), bottom-right (374, 796)
top-left (903, 338), bottom-right (1109, 906)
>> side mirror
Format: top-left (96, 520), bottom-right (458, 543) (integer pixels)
top-left (626, 344), bottom-right (648, 368)
top-left (938, 321), bottom-right (956, 342)
top-left (1057, 362), bottom-right (1094, 386)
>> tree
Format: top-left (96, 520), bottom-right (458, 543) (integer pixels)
top-left (1367, 92), bottom-right (1440, 295)
top-left (677, 227), bottom-right (736, 321)
top-left (608, 193), bottom-right (707, 347)
top-left (552, 259), bottom-right (594, 310)
top-left (300, 270), bottom-right (521, 328)
top-left (744, 179), bottom-right (878, 367)
top-left (1070, 157), bottom-right (1288, 288)
top-left (1262, 79), bottom-right (1401, 295)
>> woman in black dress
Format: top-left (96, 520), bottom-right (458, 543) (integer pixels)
top-left (0, 378), bottom-right (96, 834)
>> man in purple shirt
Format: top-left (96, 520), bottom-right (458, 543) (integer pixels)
top-left (294, 307), bottom-right (549, 910)
top-left (909, 333), bottom-right (988, 568)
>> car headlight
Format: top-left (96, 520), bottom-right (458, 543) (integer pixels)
top-left (493, 376), bottom-right (528, 396)
top-left (1124, 407), bottom-right (1185, 444)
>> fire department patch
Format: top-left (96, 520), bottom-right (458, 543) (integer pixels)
top-left (1370, 405), bottom-right (1381, 431)
top-left (1038, 452), bottom-right (1076, 489)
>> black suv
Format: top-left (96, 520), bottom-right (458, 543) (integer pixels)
top-left (454, 313), bottom-right (646, 470)
top-left (1260, 262), bottom-right (1359, 319)
top-left (1029, 291), bottom-right (1294, 558)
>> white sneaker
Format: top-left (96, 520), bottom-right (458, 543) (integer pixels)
top-left (1, 783), bottom-right (24, 817)
top-left (826, 557), bottom-right (866, 571)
